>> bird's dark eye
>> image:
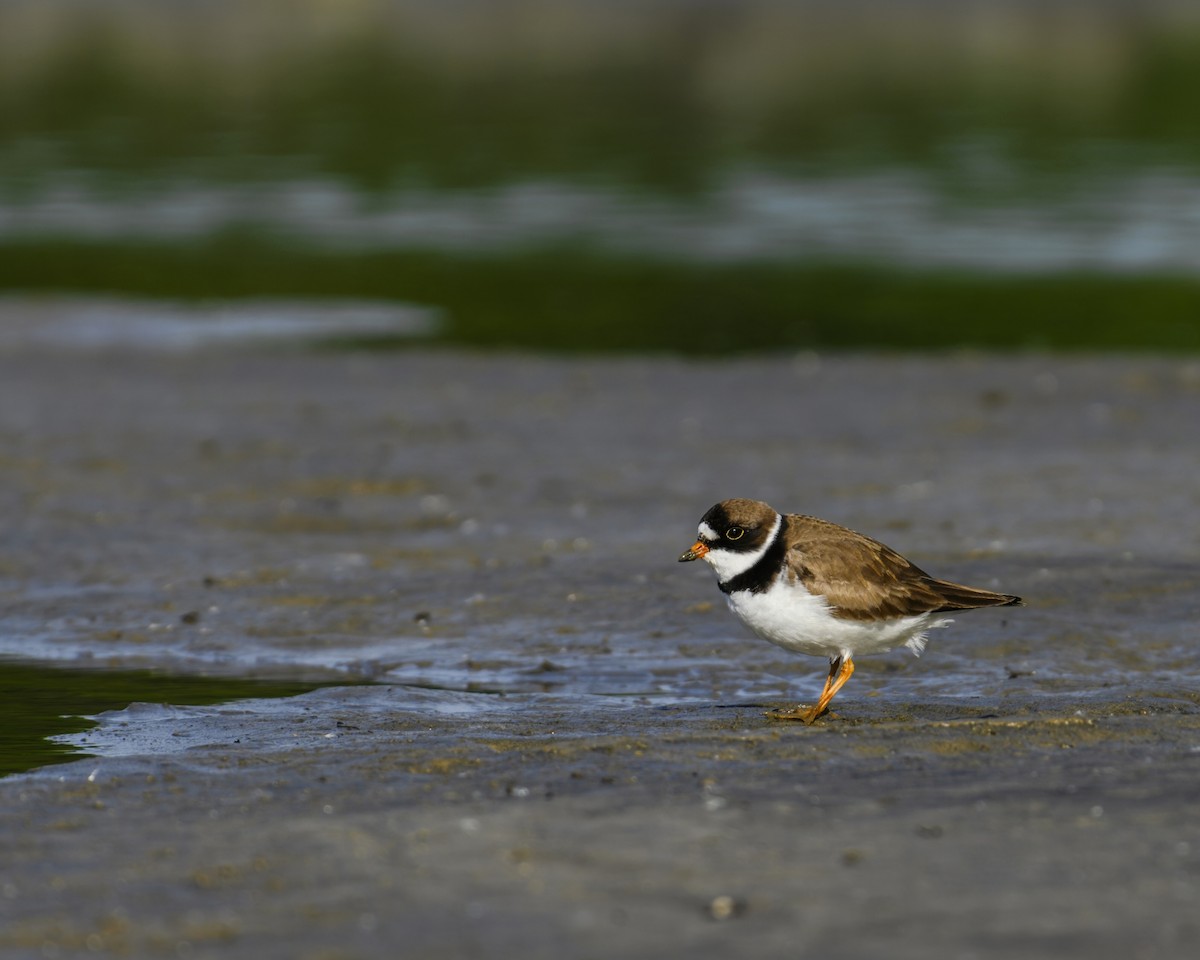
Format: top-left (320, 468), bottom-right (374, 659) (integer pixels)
top-left (726, 526), bottom-right (745, 541)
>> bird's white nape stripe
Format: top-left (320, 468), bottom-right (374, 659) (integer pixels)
top-left (701, 512), bottom-right (781, 583)
top-left (697, 521), bottom-right (719, 542)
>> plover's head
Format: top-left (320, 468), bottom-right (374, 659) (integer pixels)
top-left (678, 499), bottom-right (781, 582)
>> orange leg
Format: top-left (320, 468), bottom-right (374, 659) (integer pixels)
top-left (817, 657), bottom-right (840, 700)
top-left (767, 656), bottom-right (856, 724)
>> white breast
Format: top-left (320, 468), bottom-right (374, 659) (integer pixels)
top-left (725, 578), bottom-right (949, 660)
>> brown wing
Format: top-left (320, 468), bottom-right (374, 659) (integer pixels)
top-left (784, 515), bottom-right (1020, 621)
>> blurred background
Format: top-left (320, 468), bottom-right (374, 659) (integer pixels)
top-left (1, 0), bottom-right (1199, 353)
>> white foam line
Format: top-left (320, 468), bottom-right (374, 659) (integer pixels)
top-left (2, 169), bottom-right (1200, 273)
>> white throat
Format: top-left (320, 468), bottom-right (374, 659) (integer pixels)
top-left (701, 512), bottom-right (782, 583)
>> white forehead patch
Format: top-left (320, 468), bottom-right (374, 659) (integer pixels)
top-left (697, 521), bottom-right (719, 542)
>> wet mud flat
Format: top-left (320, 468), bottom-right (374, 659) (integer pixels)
top-left (4, 690), bottom-right (1200, 960)
top-left (1, 334), bottom-right (1199, 957)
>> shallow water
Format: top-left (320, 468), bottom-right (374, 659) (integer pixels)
top-left (0, 660), bottom-right (341, 776)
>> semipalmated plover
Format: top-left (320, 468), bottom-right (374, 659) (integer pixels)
top-left (679, 499), bottom-right (1022, 722)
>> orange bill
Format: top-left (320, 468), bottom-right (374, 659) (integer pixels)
top-left (677, 541), bottom-right (709, 562)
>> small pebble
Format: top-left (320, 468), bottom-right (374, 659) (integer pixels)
top-left (706, 895), bottom-right (746, 921)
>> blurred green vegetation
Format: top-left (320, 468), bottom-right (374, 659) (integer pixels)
top-left (1, 1), bottom-right (1199, 352)
top-left (0, 659), bottom-right (333, 777)
top-left (4, 238), bottom-right (1199, 353)
top-left (0, 0), bottom-right (1198, 194)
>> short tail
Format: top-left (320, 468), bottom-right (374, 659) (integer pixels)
top-left (928, 579), bottom-right (1023, 612)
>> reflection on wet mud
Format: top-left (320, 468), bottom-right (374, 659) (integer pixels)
top-left (0, 660), bottom-right (336, 777)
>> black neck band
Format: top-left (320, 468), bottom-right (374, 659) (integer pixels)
top-left (718, 516), bottom-right (787, 595)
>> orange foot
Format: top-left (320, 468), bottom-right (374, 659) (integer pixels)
top-left (765, 656), bottom-right (855, 724)
top-left (764, 704), bottom-right (827, 724)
